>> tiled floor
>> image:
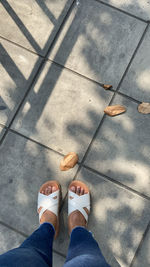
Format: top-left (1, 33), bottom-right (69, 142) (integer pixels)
top-left (0, 0), bottom-right (150, 266)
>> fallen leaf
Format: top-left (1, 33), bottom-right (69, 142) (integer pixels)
top-left (60, 152), bottom-right (79, 171)
top-left (138, 102), bottom-right (150, 114)
top-left (104, 105), bottom-right (126, 116)
top-left (103, 84), bottom-right (112, 90)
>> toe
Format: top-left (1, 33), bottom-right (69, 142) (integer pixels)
top-left (48, 186), bottom-right (52, 194)
top-left (45, 187), bottom-right (49, 195)
top-left (70, 186), bottom-right (76, 193)
top-left (77, 186), bottom-right (81, 195)
top-left (80, 188), bottom-right (84, 195)
top-left (47, 186), bottom-right (51, 195)
top-left (52, 186), bottom-right (57, 193)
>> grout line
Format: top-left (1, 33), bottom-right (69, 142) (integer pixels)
top-left (0, 220), bottom-right (66, 258)
top-left (0, 220), bottom-right (28, 238)
top-left (72, 93), bottom-right (115, 179)
top-left (46, 59), bottom-right (143, 106)
top-left (0, 35), bottom-right (109, 91)
top-left (82, 165), bottom-right (150, 201)
top-left (1, 128), bottom-right (81, 175)
top-left (0, 38), bottom-right (145, 107)
top-left (0, 35), bottom-right (44, 58)
top-left (72, 22), bottom-right (150, 173)
top-left (116, 23), bottom-right (150, 92)
top-left (116, 91), bottom-right (141, 104)
top-left (0, 123), bottom-right (7, 129)
top-left (47, 58), bottom-right (105, 88)
top-left (130, 221), bottom-right (150, 267)
top-left (7, 128), bottom-right (65, 157)
top-left (95, 0), bottom-right (148, 23)
top-left (0, 57), bottom-right (44, 146)
top-left (1, 32), bottom-right (143, 107)
top-left (0, 0), bottom-right (76, 147)
top-left (53, 249), bottom-right (66, 259)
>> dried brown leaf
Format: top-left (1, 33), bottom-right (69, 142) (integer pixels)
top-left (138, 102), bottom-right (150, 114)
top-left (60, 152), bottom-right (79, 171)
top-left (103, 84), bottom-right (112, 90)
top-left (104, 105), bottom-right (126, 116)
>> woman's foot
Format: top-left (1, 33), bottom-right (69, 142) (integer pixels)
top-left (38, 181), bottom-right (60, 237)
top-left (68, 181), bottom-right (90, 235)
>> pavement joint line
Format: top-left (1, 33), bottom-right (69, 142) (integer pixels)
top-left (44, 59), bottom-right (144, 106)
top-left (47, 58), bottom-right (105, 88)
top-left (0, 0), bottom-right (76, 147)
top-left (0, 123), bottom-right (7, 129)
top-left (72, 92), bottom-right (116, 179)
top-left (53, 249), bottom-right (66, 259)
top-left (95, 0), bottom-right (148, 23)
top-left (1, 1), bottom-right (149, 261)
top-left (0, 221), bottom-right (66, 258)
top-left (46, 59), bottom-right (144, 106)
top-left (116, 23), bottom-right (150, 92)
top-left (1, 126), bottom-right (81, 169)
top-left (7, 128), bottom-right (65, 157)
top-left (130, 221), bottom-right (150, 267)
top-left (116, 91), bottom-right (141, 104)
top-left (82, 164), bottom-right (150, 201)
top-left (0, 35), bottom-right (45, 58)
top-left (0, 33), bottom-right (147, 108)
top-left (0, 56), bottom-right (45, 146)
top-left (0, 220), bottom-right (28, 238)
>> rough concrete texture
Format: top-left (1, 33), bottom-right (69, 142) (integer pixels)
top-left (132, 227), bottom-right (150, 267)
top-left (119, 27), bottom-right (150, 102)
top-left (12, 61), bottom-right (113, 159)
top-left (0, 38), bottom-right (42, 126)
top-left (0, 223), bottom-right (65, 267)
top-left (0, 126), bottom-right (5, 140)
top-left (49, 0), bottom-right (146, 88)
top-left (0, 132), bottom-right (78, 235)
top-left (53, 167), bottom-right (150, 267)
top-left (0, 0), bottom-right (73, 55)
top-left (85, 94), bottom-right (150, 197)
top-left (0, 0), bottom-right (150, 266)
top-left (101, 0), bottom-right (150, 20)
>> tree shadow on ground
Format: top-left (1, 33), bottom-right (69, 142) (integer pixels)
top-left (0, 0), bottom-right (150, 267)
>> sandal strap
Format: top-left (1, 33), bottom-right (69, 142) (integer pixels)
top-left (38, 190), bottom-right (59, 221)
top-left (68, 190), bottom-right (90, 222)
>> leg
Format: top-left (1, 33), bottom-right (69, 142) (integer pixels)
top-left (0, 223), bottom-right (54, 267)
top-left (64, 181), bottom-right (111, 267)
top-left (64, 226), bottom-right (111, 267)
top-left (0, 181), bottom-right (60, 267)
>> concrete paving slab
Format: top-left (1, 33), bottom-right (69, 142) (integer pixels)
top-left (12, 61), bottom-right (113, 159)
top-left (0, 125), bottom-right (5, 140)
top-left (54, 167), bottom-right (150, 267)
top-left (101, 0), bottom-right (150, 21)
top-left (0, 38), bottom-right (42, 126)
top-left (0, 0), bottom-right (73, 56)
top-left (0, 131), bottom-right (77, 236)
top-left (85, 94), bottom-right (150, 197)
top-left (0, 223), bottom-right (65, 267)
top-left (132, 228), bottom-right (150, 267)
top-left (53, 252), bottom-right (65, 267)
top-left (0, 223), bottom-right (24, 254)
top-left (119, 27), bottom-right (150, 102)
top-left (49, 0), bottom-right (146, 88)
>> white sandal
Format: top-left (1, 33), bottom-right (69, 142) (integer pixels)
top-left (68, 180), bottom-right (90, 224)
top-left (37, 180), bottom-right (60, 238)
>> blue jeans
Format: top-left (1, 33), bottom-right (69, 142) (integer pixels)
top-left (0, 223), bottom-right (111, 267)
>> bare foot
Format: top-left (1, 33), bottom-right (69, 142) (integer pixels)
top-left (68, 184), bottom-right (89, 234)
top-left (38, 185), bottom-right (58, 231)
